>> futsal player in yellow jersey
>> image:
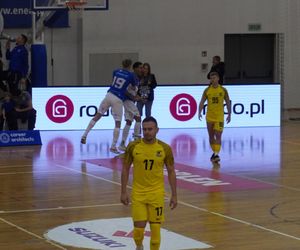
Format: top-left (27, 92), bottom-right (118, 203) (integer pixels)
top-left (121, 116), bottom-right (177, 250)
top-left (198, 71), bottom-right (231, 163)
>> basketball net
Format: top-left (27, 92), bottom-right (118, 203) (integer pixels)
top-left (65, 0), bottom-right (87, 11)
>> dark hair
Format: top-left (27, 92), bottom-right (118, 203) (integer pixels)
top-left (143, 63), bottom-right (151, 75)
top-left (142, 116), bottom-right (158, 127)
top-left (132, 61), bottom-right (143, 70)
top-left (122, 59), bottom-right (132, 68)
top-left (21, 34), bottom-right (28, 44)
top-left (209, 71), bottom-right (220, 78)
top-left (213, 55), bottom-right (221, 62)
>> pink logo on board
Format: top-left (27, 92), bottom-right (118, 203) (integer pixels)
top-left (46, 95), bottom-right (74, 123)
top-left (169, 93), bottom-right (197, 121)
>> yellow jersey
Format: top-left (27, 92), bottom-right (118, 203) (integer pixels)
top-left (204, 85), bottom-right (229, 122)
top-left (124, 139), bottom-right (174, 195)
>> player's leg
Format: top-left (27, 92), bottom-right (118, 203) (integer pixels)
top-left (119, 100), bottom-right (133, 151)
top-left (110, 95), bottom-right (124, 153)
top-left (133, 115), bottom-right (141, 140)
top-left (206, 121), bottom-right (216, 160)
top-left (132, 195), bottom-right (148, 250)
top-left (212, 122), bottom-right (224, 162)
top-left (81, 93), bottom-right (116, 143)
top-left (149, 223), bottom-right (161, 250)
top-left (131, 102), bottom-right (141, 139)
top-left (119, 119), bottom-right (132, 151)
top-left (136, 101), bottom-right (144, 117)
top-left (145, 100), bottom-right (153, 118)
top-left (125, 100), bottom-right (141, 140)
top-left (81, 110), bottom-right (103, 144)
top-left (148, 193), bottom-right (164, 250)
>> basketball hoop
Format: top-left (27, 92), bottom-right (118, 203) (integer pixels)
top-left (65, 0), bottom-right (87, 10)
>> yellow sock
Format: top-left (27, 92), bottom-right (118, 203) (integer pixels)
top-left (150, 223), bottom-right (161, 250)
top-left (210, 143), bottom-right (215, 152)
top-left (133, 227), bottom-right (145, 247)
top-left (214, 144), bottom-right (221, 154)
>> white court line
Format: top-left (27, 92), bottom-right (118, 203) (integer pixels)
top-left (0, 217), bottom-right (67, 250)
top-left (0, 203), bottom-right (123, 214)
top-left (281, 139), bottom-right (300, 146)
top-left (224, 172), bottom-right (300, 192)
top-left (0, 170), bottom-right (66, 175)
top-left (178, 200), bottom-right (300, 241)
top-left (56, 162), bottom-right (300, 242)
top-left (56, 163), bottom-right (128, 187)
top-left (0, 164), bottom-right (33, 168)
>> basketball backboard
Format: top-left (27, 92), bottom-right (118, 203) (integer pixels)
top-left (32, 0), bottom-right (109, 11)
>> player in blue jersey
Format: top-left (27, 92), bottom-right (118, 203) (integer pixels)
top-left (81, 59), bottom-right (137, 153)
top-left (119, 62), bottom-right (143, 151)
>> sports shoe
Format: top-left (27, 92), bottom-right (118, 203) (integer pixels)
top-left (118, 143), bottom-right (127, 151)
top-left (136, 245), bottom-right (144, 250)
top-left (110, 146), bottom-right (120, 154)
top-left (210, 153), bottom-right (215, 161)
top-left (81, 136), bottom-right (86, 144)
top-left (214, 154), bottom-right (220, 163)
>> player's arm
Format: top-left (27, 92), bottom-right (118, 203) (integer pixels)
top-left (125, 89), bottom-right (141, 102)
top-left (121, 143), bottom-right (134, 205)
top-left (198, 91), bottom-right (207, 120)
top-left (166, 163), bottom-right (177, 209)
top-left (121, 160), bottom-right (131, 206)
top-left (224, 89), bottom-right (231, 123)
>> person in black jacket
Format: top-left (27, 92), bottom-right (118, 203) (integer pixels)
top-left (136, 63), bottom-right (157, 117)
top-left (207, 56), bottom-right (225, 84)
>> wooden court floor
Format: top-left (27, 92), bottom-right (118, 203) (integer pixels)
top-left (0, 122), bottom-right (300, 250)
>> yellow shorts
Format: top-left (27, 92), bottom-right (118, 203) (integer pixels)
top-left (207, 120), bottom-right (224, 132)
top-left (131, 192), bottom-right (165, 223)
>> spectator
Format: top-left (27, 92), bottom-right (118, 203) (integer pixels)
top-left (0, 41), bottom-right (7, 92)
top-left (5, 34), bottom-right (29, 96)
top-left (13, 90), bottom-right (36, 130)
top-left (136, 63), bottom-right (157, 117)
top-left (207, 56), bottom-right (225, 84)
top-left (0, 92), bottom-right (16, 130)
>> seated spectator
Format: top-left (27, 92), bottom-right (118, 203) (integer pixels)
top-left (0, 92), bottom-right (16, 130)
top-left (13, 90), bottom-right (36, 130)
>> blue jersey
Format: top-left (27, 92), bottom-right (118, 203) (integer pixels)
top-left (6, 45), bottom-right (29, 77)
top-left (108, 69), bottom-right (136, 101)
top-left (124, 73), bottom-right (140, 101)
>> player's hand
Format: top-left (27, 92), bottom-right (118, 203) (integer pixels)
top-left (120, 192), bottom-right (130, 206)
top-left (198, 112), bottom-right (202, 121)
top-left (226, 114), bottom-right (231, 124)
top-left (169, 195), bottom-right (177, 210)
top-left (134, 95), bottom-right (142, 102)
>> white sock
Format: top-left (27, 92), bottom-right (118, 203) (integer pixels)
top-left (112, 127), bottom-right (120, 147)
top-left (82, 120), bottom-right (96, 138)
top-left (133, 122), bottom-right (141, 137)
top-left (121, 124), bottom-right (131, 144)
